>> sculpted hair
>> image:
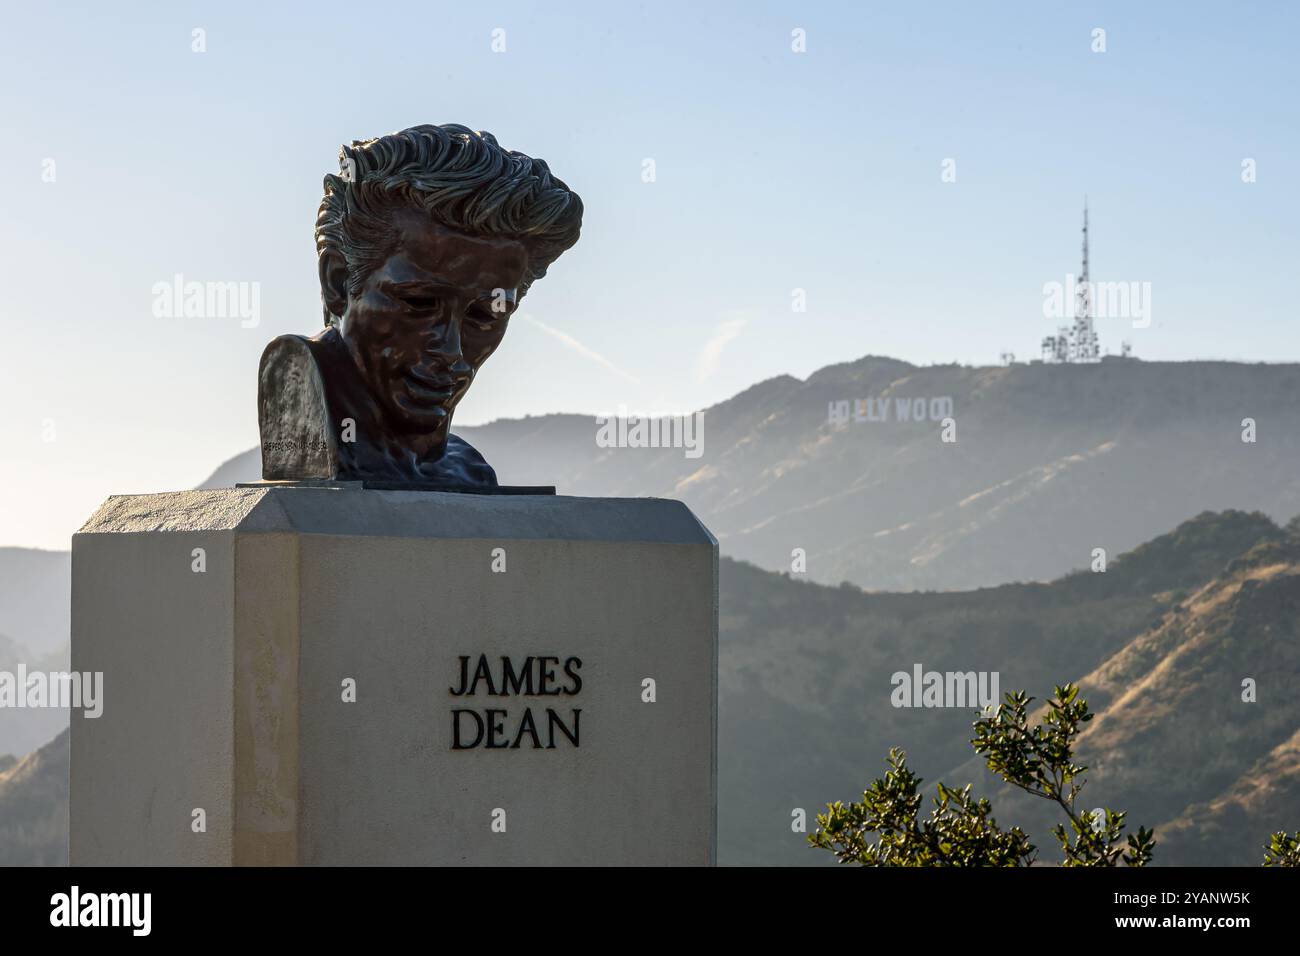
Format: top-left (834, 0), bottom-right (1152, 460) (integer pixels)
top-left (315, 124), bottom-right (583, 324)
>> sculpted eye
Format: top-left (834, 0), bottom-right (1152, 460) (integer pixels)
top-left (400, 293), bottom-right (443, 313)
top-left (465, 301), bottom-right (506, 331)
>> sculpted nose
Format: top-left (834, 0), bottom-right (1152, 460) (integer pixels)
top-left (425, 322), bottom-right (473, 379)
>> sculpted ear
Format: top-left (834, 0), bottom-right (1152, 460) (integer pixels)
top-left (318, 249), bottom-right (350, 325)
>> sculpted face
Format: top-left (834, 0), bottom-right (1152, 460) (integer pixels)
top-left (335, 208), bottom-right (528, 435)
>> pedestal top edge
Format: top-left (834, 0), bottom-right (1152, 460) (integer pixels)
top-left (73, 487), bottom-right (717, 547)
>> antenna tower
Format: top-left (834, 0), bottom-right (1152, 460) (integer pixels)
top-left (1069, 199), bottom-right (1100, 362)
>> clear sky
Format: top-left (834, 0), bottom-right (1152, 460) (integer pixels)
top-left (1, 1), bottom-right (1297, 549)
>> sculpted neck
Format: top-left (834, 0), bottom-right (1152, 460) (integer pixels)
top-left (258, 327), bottom-right (498, 488)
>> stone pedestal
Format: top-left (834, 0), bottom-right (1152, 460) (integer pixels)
top-left (70, 487), bottom-right (717, 865)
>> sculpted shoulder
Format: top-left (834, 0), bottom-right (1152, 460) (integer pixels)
top-left (258, 333), bottom-right (339, 480)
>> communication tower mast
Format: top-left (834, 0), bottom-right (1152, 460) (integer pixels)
top-left (1068, 200), bottom-right (1100, 362)
top-left (1041, 201), bottom-right (1103, 363)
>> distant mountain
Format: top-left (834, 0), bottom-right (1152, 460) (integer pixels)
top-left (198, 449), bottom-right (259, 490)
top-left (717, 509), bottom-right (1299, 865)
top-left (201, 356), bottom-right (1300, 592)
top-left (0, 635), bottom-right (68, 759)
top-left (0, 729), bottom-right (67, 866)
top-left (1157, 728), bottom-right (1300, 866)
top-left (0, 548), bottom-right (73, 760)
top-left (0, 548), bottom-right (70, 656)
top-left (950, 520), bottom-right (1300, 865)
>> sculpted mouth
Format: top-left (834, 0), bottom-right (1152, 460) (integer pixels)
top-left (402, 369), bottom-right (465, 405)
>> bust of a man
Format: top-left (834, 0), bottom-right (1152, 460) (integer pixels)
top-left (258, 124), bottom-right (583, 487)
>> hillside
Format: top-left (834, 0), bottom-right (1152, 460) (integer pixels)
top-left (202, 356), bottom-right (1300, 592)
top-left (0, 549), bottom-right (70, 657)
top-left (951, 525), bottom-right (1300, 865)
top-left (0, 635), bottom-right (69, 758)
top-left (1157, 728), bottom-right (1300, 866)
top-left (0, 729), bottom-right (67, 866)
top-left (717, 509), bottom-right (1298, 865)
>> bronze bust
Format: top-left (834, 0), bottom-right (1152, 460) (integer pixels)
top-left (257, 124), bottom-right (583, 488)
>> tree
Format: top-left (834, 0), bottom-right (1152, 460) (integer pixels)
top-left (808, 748), bottom-right (1035, 866)
top-left (1263, 831), bottom-right (1300, 867)
top-left (809, 684), bottom-right (1155, 866)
